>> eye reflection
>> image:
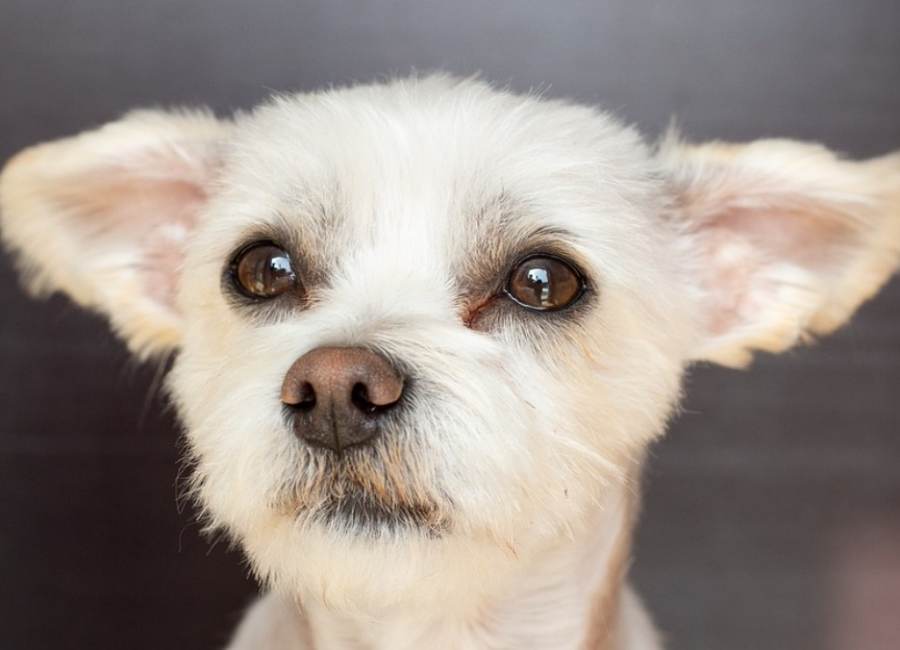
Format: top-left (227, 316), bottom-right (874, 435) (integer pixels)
top-left (270, 255), bottom-right (292, 275)
top-left (526, 267), bottom-right (552, 304)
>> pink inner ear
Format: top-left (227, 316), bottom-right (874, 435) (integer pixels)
top-left (137, 180), bottom-right (208, 309)
top-left (49, 168), bottom-right (210, 315)
top-left (700, 204), bottom-right (861, 338)
top-left (1, 109), bottom-right (227, 355)
top-left (668, 139), bottom-right (900, 366)
top-left (720, 205), bottom-right (856, 265)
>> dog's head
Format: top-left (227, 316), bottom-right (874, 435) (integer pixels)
top-left (2, 76), bottom-right (898, 608)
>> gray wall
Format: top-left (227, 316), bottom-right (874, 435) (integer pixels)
top-left (1, 2), bottom-right (898, 649)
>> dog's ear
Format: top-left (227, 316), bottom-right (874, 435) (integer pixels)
top-left (0, 109), bottom-right (229, 357)
top-left (661, 137), bottom-right (900, 367)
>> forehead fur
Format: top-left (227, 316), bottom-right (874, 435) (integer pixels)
top-left (195, 76), bottom-right (675, 294)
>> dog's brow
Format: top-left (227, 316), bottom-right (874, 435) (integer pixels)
top-left (459, 196), bottom-right (583, 297)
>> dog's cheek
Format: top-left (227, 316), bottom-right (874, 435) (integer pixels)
top-left (170, 355), bottom-right (294, 536)
top-left (496, 288), bottom-right (690, 533)
top-left (420, 353), bottom-right (583, 542)
top-left (166, 298), bottom-right (302, 536)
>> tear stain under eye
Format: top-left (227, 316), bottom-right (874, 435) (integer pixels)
top-left (462, 284), bottom-right (596, 335)
top-left (461, 294), bottom-right (498, 329)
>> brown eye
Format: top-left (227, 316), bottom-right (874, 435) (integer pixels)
top-left (232, 243), bottom-right (298, 298)
top-left (506, 254), bottom-right (585, 311)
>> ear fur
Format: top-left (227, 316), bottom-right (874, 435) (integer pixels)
top-left (661, 136), bottom-right (900, 367)
top-left (0, 109), bottom-right (229, 357)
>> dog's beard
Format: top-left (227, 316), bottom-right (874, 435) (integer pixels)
top-left (271, 438), bottom-right (450, 538)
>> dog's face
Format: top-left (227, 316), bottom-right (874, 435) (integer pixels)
top-left (2, 76), bottom-right (898, 608)
top-left (167, 79), bottom-right (695, 605)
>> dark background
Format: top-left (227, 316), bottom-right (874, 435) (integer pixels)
top-left (1, 2), bottom-right (898, 649)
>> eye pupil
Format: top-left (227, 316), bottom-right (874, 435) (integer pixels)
top-left (507, 255), bottom-right (584, 311)
top-left (233, 243), bottom-right (298, 298)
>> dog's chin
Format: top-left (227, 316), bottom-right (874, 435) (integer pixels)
top-left (278, 440), bottom-right (452, 538)
top-left (312, 488), bottom-right (447, 538)
top-left (282, 476), bottom-right (450, 539)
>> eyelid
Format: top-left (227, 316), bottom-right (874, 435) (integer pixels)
top-left (228, 239), bottom-right (280, 269)
top-left (506, 251), bottom-right (588, 289)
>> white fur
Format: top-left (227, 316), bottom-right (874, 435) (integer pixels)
top-left (1, 74), bottom-right (898, 649)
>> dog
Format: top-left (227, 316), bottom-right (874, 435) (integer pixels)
top-left (1, 74), bottom-right (898, 650)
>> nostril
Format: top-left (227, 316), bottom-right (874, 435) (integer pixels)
top-left (286, 381), bottom-right (316, 412)
top-left (351, 382), bottom-right (379, 415)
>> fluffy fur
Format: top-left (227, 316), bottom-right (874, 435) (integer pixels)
top-left (1, 75), bottom-right (898, 650)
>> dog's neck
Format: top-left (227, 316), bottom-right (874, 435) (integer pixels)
top-left (299, 481), bottom-right (637, 650)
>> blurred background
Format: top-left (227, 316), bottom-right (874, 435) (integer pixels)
top-left (1, 1), bottom-right (898, 649)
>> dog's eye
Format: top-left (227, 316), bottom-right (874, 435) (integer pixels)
top-left (232, 242), bottom-right (298, 299)
top-left (505, 254), bottom-right (585, 311)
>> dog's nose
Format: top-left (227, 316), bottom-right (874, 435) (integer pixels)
top-left (281, 347), bottom-right (404, 453)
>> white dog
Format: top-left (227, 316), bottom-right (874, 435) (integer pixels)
top-left (1, 75), bottom-right (898, 650)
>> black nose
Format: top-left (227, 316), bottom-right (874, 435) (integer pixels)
top-left (281, 347), bottom-right (404, 453)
